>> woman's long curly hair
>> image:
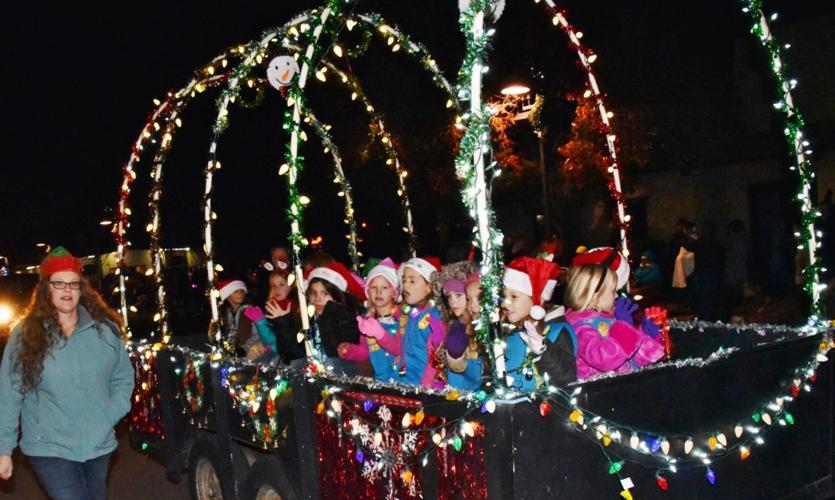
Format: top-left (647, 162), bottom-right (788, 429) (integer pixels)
top-left (14, 277), bottom-right (125, 393)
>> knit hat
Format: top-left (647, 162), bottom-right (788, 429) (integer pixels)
top-left (307, 262), bottom-right (367, 301)
top-left (571, 247), bottom-right (630, 290)
top-left (399, 257), bottom-right (442, 284)
top-left (218, 278), bottom-right (247, 302)
top-left (443, 279), bottom-right (466, 294)
top-left (40, 246), bottom-right (83, 278)
top-left (503, 256), bottom-right (560, 320)
top-left (431, 261), bottom-right (479, 322)
top-left (364, 257), bottom-right (400, 298)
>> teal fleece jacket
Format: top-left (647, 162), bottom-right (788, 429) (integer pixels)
top-left (0, 306), bottom-right (135, 461)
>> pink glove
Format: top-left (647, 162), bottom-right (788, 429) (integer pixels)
top-left (243, 306), bottom-right (265, 323)
top-left (357, 316), bottom-right (386, 340)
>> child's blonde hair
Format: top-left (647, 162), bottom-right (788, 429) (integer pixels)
top-left (564, 265), bottom-right (616, 312)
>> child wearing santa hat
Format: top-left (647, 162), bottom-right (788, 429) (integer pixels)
top-left (502, 256), bottom-right (577, 391)
top-left (337, 258), bottom-right (403, 382)
top-left (431, 261), bottom-right (483, 391)
top-left (304, 262), bottom-right (366, 376)
top-left (217, 278), bottom-right (258, 356)
top-left (566, 247), bottom-right (666, 379)
top-left (357, 257), bottom-right (447, 388)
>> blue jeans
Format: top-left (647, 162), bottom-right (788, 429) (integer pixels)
top-left (28, 453), bottom-right (111, 500)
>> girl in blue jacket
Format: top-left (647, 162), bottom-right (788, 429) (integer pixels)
top-left (502, 256), bottom-right (577, 392)
top-left (0, 247), bottom-right (134, 499)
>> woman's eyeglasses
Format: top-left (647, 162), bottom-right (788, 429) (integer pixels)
top-left (50, 281), bottom-right (82, 290)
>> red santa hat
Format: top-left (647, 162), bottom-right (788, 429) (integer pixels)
top-left (40, 246), bottom-right (83, 278)
top-left (307, 262), bottom-right (367, 300)
top-left (217, 278), bottom-right (247, 302)
top-left (364, 257), bottom-right (400, 298)
top-left (571, 246), bottom-right (630, 290)
top-left (399, 257), bottom-right (442, 283)
top-left (503, 256), bottom-right (560, 320)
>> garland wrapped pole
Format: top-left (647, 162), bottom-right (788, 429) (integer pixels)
top-left (740, 0), bottom-right (823, 317)
top-left (455, 0), bottom-right (505, 387)
top-left (286, 4), bottom-right (342, 359)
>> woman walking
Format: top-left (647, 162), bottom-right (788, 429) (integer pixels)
top-left (0, 247), bottom-right (135, 499)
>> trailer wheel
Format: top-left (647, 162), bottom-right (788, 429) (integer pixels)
top-left (189, 437), bottom-right (225, 500)
top-left (243, 456), bottom-right (297, 500)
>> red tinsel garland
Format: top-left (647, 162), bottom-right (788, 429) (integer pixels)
top-left (128, 350), bottom-right (164, 438)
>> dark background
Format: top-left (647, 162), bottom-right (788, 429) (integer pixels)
top-left (0, 0), bottom-right (832, 270)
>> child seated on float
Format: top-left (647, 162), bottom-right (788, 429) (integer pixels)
top-left (304, 262), bottom-right (366, 376)
top-left (337, 258), bottom-right (403, 382)
top-left (217, 278), bottom-right (258, 356)
top-left (432, 261), bottom-right (483, 391)
top-left (244, 270), bottom-right (306, 366)
top-left (357, 257), bottom-right (447, 388)
top-left (502, 257), bottom-right (577, 391)
top-left (566, 247), bottom-right (666, 379)
top-left (465, 271), bottom-right (482, 319)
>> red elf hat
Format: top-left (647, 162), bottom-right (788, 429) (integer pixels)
top-left (40, 246), bottom-right (83, 278)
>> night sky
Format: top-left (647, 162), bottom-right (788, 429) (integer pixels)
top-left (1, 0), bottom-right (832, 269)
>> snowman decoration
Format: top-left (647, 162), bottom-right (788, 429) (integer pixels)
top-left (458, 0), bottom-right (505, 22)
top-left (266, 55), bottom-right (300, 92)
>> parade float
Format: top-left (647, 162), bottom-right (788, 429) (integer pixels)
top-left (114, 1), bottom-right (832, 498)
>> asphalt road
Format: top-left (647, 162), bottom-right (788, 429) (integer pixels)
top-left (0, 425), bottom-right (189, 499)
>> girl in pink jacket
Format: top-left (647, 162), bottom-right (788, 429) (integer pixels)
top-left (565, 248), bottom-right (666, 380)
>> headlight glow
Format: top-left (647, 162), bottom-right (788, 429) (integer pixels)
top-left (0, 304), bottom-right (14, 325)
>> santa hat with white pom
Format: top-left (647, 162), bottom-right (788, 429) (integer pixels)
top-left (503, 256), bottom-right (561, 321)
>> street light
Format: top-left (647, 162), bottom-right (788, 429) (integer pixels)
top-left (499, 84), bottom-right (551, 238)
top-left (500, 84), bottom-right (530, 96)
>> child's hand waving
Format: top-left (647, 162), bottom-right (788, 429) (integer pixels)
top-left (265, 300), bottom-right (291, 319)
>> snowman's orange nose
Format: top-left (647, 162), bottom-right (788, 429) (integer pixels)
top-left (280, 69), bottom-right (290, 81)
